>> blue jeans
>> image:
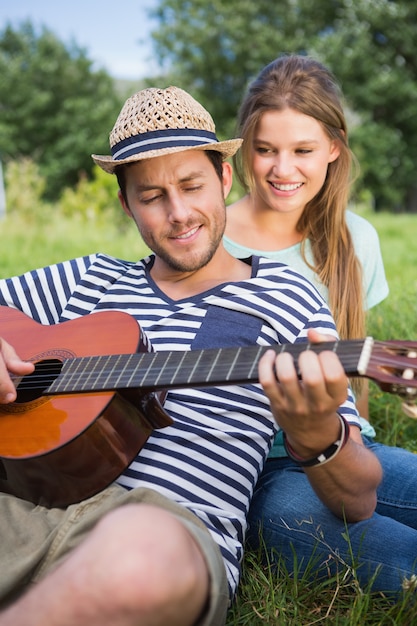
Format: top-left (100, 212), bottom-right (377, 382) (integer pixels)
top-left (247, 438), bottom-right (417, 597)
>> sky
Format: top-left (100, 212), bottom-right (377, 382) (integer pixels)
top-left (0, 0), bottom-right (160, 80)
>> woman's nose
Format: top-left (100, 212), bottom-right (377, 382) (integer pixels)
top-left (270, 154), bottom-right (293, 178)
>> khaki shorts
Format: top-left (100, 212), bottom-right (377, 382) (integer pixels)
top-left (0, 485), bottom-right (229, 625)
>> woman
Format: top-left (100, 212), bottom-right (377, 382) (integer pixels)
top-left (224, 54), bottom-right (396, 585)
top-left (225, 54), bottom-right (388, 427)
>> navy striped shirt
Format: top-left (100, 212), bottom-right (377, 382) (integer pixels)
top-left (0, 253), bottom-right (359, 598)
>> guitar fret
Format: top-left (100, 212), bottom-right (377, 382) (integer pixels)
top-left (84, 355), bottom-right (113, 391)
top-left (138, 351), bottom-right (161, 387)
top-left (247, 346), bottom-right (266, 379)
top-left (62, 356), bottom-right (93, 392)
top-left (163, 351), bottom-right (183, 384)
top-left (123, 353), bottom-right (145, 388)
top-left (165, 349), bottom-right (228, 387)
top-left (224, 347), bottom-right (241, 380)
top-left (206, 349), bottom-right (222, 381)
top-left (152, 351), bottom-right (181, 387)
top-left (185, 350), bottom-right (205, 384)
top-left (107, 354), bottom-right (130, 389)
top-left (87, 356), bottom-right (102, 390)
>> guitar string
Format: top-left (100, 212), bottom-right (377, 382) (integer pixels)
top-left (9, 355), bottom-right (411, 385)
top-left (11, 359), bottom-right (368, 390)
top-left (9, 341), bottom-right (417, 392)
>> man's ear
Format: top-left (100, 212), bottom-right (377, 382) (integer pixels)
top-left (222, 161), bottom-right (234, 199)
top-left (118, 190), bottom-right (132, 217)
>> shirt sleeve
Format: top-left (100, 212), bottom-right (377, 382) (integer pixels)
top-left (0, 255), bottom-right (96, 324)
top-left (346, 211), bottom-right (389, 310)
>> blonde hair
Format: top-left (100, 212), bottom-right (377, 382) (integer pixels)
top-left (234, 55), bottom-right (365, 347)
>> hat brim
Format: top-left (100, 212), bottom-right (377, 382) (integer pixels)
top-left (92, 138), bottom-right (242, 174)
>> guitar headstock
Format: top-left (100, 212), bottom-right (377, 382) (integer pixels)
top-left (365, 341), bottom-right (417, 411)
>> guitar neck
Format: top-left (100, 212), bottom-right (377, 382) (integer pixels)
top-left (47, 338), bottom-right (370, 395)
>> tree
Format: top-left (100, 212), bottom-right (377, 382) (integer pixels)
top-left (0, 22), bottom-right (123, 200)
top-left (149, 0), bottom-right (417, 211)
top-left (313, 0), bottom-right (417, 212)
top-left (149, 0), bottom-right (335, 137)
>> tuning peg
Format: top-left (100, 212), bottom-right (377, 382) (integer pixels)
top-left (401, 402), bottom-right (417, 419)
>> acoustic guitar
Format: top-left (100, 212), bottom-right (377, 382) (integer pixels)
top-left (0, 305), bottom-right (416, 508)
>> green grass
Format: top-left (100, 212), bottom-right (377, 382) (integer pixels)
top-left (0, 211), bottom-right (149, 277)
top-left (2, 207), bottom-right (417, 624)
top-left (227, 550), bottom-right (417, 625)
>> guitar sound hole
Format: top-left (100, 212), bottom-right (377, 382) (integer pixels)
top-left (16, 359), bottom-right (63, 403)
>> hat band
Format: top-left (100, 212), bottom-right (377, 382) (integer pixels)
top-left (111, 128), bottom-right (219, 161)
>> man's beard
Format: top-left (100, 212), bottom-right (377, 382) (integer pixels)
top-left (151, 235), bottom-right (222, 272)
top-left (140, 208), bottom-right (226, 273)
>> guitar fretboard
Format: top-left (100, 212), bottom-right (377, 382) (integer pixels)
top-left (46, 339), bottom-right (370, 395)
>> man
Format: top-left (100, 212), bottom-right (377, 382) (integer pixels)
top-left (0, 86), bottom-right (381, 625)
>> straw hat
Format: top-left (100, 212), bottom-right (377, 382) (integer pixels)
top-left (92, 86), bottom-right (242, 174)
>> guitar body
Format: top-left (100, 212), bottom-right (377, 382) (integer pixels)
top-left (0, 307), bottom-right (172, 508)
top-left (1, 306), bottom-right (417, 508)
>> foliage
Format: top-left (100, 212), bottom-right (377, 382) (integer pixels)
top-left (313, 0), bottom-right (417, 212)
top-left (149, 0), bottom-right (319, 138)
top-left (149, 0), bottom-right (417, 211)
top-left (1, 158), bottom-right (146, 277)
top-left (59, 165), bottom-right (126, 229)
top-left (4, 158), bottom-right (48, 220)
top-left (0, 21), bottom-right (123, 200)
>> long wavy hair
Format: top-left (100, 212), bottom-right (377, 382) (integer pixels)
top-left (233, 55), bottom-right (365, 349)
